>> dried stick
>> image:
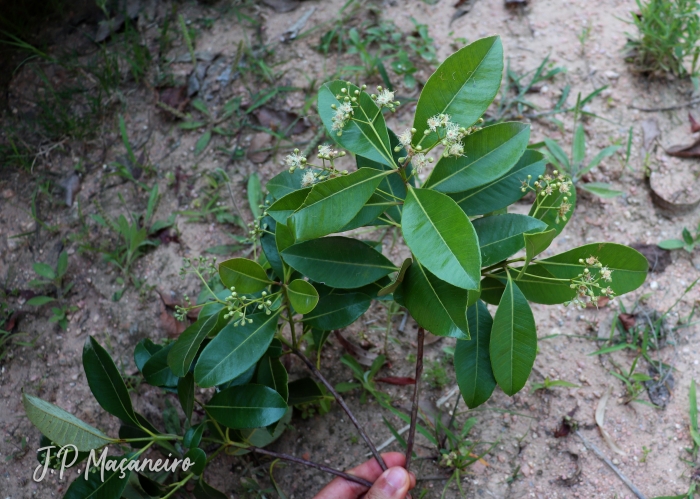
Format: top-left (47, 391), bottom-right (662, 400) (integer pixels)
top-left (629, 96), bottom-right (700, 112)
top-left (248, 447), bottom-right (373, 488)
top-left (292, 347), bottom-right (388, 471)
top-left (574, 430), bottom-right (647, 499)
top-left (405, 327), bottom-right (425, 471)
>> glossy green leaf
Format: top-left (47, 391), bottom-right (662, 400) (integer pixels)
top-left (205, 384), bottom-right (287, 429)
top-left (378, 258), bottom-right (412, 296)
top-left (267, 169), bottom-right (319, 200)
top-left (579, 182), bottom-right (623, 198)
top-left (193, 478), bottom-right (229, 499)
top-left (63, 457), bottom-right (129, 499)
top-left (142, 344), bottom-right (178, 387)
top-left (275, 221), bottom-right (295, 258)
top-left (401, 260), bottom-right (470, 339)
top-left (402, 187), bottom-right (481, 290)
top-left (185, 448), bottom-right (207, 475)
top-left (340, 193), bottom-right (396, 231)
top-left (412, 36), bottom-right (503, 150)
top-left (219, 258), bottom-right (271, 294)
top-left (478, 276), bottom-right (505, 305)
top-left (287, 279), bottom-right (319, 314)
top-left (302, 292), bottom-right (371, 330)
top-left (256, 355), bottom-right (289, 402)
top-left (282, 236), bottom-right (397, 289)
top-left (455, 301), bottom-right (496, 408)
top-left (195, 312), bottom-right (279, 388)
top-left (178, 372), bottom-right (195, 422)
top-left (490, 274), bottom-right (537, 396)
top-left (83, 337), bottom-right (139, 426)
top-left (425, 123), bottom-right (530, 193)
top-left (23, 394), bottom-right (115, 452)
top-left (267, 188), bottom-right (311, 224)
top-left (168, 310), bottom-right (227, 377)
top-left (234, 407), bottom-right (292, 454)
top-left (134, 339), bottom-right (161, 373)
top-left (288, 378), bottom-right (324, 406)
top-left (183, 422), bottom-right (205, 449)
top-left (288, 168), bottom-right (391, 242)
top-left (318, 80), bottom-right (394, 167)
top-left (528, 175), bottom-right (576, 236)
top-left (261, 217), bottom-right (284, 280)
top-left (472, 214), bottom-right (546, 266)
top-left (524, 229), bottom-right (557, 265)
top-left (450, 149), bottom-right (546, 216)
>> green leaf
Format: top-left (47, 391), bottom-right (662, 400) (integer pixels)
top-left (490, 274), bottom-right (537, 396)
top-left (261, 217), bottom-right (284, 280)
top-left (528, 175), bottom-right (576, 236)
top-left (256, 355), bottom-right (289, 402)
top-left (302, 292), bottom-right (371, 330)
top-left (27, 296), bottom-right (55, 306)
top-left (543, 138), bottom-right (570, 170)
top-left (275, 221), bottom-right (295, 256)
top-left (219, 258), bottom-right (272, 294)
top-left (33, 262), bottom-right (56, 280)
top-left (581, 145), bottom-right (620, 177)
top-left (185, 448), bottom-right (207, 475)
top-left (57, 251), bottom-right (68, 278)
top-left (194, 130), bottom-right (212, 155)
top-left (450, 149), bottom-right (546, 216)
top-left (378, 257), bottom-right (412, 297)
top-left (134, 339), bottom-right (161, 373)
top-left (424, 122), bottom-right (530, 193)
top-left (524, 229), bottom-right (557, 265)
top-left (205, 384), bottom-right (287, 429)
top-left (402, 186), bottom-right (481, 290)
top-left (178, 372), bottom-right (195, 422)
top-left (23, 394), bottom-right (115, 451)
top-left (287, 279), bottom-right (319, 314)
top-left (288, 168), bottom-right (391, 242)
top-left (579, 182), bottom-right (623, 198)
top-left (168, 310), bottom-right (228, 377)
top-left (142, 344), bottom-right (179, 387)
top-left (683, 228), bottom-right (695, 246)
top-left (401, 260), bottom-right (470, 339)
top-left (266, 169), bottom-right (319, 200)
top-left (288, 378), bottom-right (324, 405)
top-left (179, 121), bottom-right (207, 130)
top-left (413, 36), bottom-right (503, 150)
top-left (267, 187), bottom-right (311, 224)
top-left (194, 312), bottom-right (279, 388)
top-left (183, 422), bottom-right (205, 449)
top-left (282, 236), bottom-right (397, 289)
top-left (83, 337), bottom-right (139, 426)
top-left (193, 478), bottom-right (229, 499)
top-left (318, 81), bottom-right (394, 167)
top-left (455, 301), bottom-right (496, 408)
top-left (658, 239), bottom-right (685, 250)
top-left (572, 124), bottom-right (586, 166)
top-left (340, 193), bottom-right (396, 231)
top-left (63, 456), bottom-right (129, 499)
top-left (472, 214), bottom-right (546, 266)
top-left (247, 173), bottom-right (263, 219)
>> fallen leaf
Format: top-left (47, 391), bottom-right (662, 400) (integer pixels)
top-left (334, 330), bottom-right (380, 367)
top-left (689, 113), bottom-right (700, 133)
top-left (648, 166), bottom-right (700, 215)
top-left (586, 296), bottom-right (609, 309)
top-left (5, 311), bottom-right (23, 332)
top-left (253, 107), bottom-right (308, 135)
top-left (641, 118), bottom-right (660, 155)
top-left (159, 300), bottom-right (186, 337)
top-left (618, 313), bottom-right (636, 331)
top-left (247, 132), bottom-right (271, 163)
top-left (666, 136), bottom-right (700, 157)
top-left (261, 0), bottom-right (300, 12)
top-left (630, 243), bottom-right (672, 273)
top-left (374, 377), bottom-right (416, 385)
top-left (159, 86), bottom-right (189, 116)
top-left (595, 387), bottom-right (626, 455)
top-left (554, 407), bottom-right (578, 438)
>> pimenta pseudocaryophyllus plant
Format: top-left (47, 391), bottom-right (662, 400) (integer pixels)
top-left (22, 36), bottom-right (648, 498)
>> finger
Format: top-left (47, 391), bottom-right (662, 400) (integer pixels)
top-left (365, 467), bottom-right (412, 499)
top-left (312, 453), bottom-right (406, 499)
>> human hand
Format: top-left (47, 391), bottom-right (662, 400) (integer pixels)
top-left (313, 452), bottom-right (416, 499)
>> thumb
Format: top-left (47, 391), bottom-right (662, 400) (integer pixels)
top-left (366, 467), bottom-right (411, 499)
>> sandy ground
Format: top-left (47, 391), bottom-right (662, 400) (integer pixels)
top-left (1, 0), bottom-right (699, 497)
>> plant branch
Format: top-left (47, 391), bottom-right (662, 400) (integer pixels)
top-left (405, 326), bottom-right (425, 472)
top-left (248, 446), bottom-right (373, 488)
top-left (292, 347), bottom-right (388, 471)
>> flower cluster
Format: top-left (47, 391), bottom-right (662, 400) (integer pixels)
top-left (523, 170), bottom-right (574, 223)
top-left (371, 86), bottom-right (399, 111)
top-left (439, 444), bottom-right (478, 472)
top-left (330, 84), bottom-right (365, 136)
top-left (224, 288), bottom-right (275, 326)
top-left (566, 256), bottom-right (615, 308)
top-left (285, 149), bottom-right (307, 173)
top-left (426, 114), bottom-right (482, 158)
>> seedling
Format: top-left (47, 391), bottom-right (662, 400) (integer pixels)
top-left (531, 377), bottom-right (579, 393)
top-left (26, 250), bottom-right (76, 330)
top-left (659, 222), bottom-right (700, 254)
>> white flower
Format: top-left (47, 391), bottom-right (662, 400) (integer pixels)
top-left (445, 122), bottom-right (461, 142)
top-left (427, 115), bottom-right (441, 132)
top-left (559, 182), bottom-right (571, 194)
top-left (318, 144), bottom-right (333, 157)
top-left (585, 256), bottom-right (600, 267)
top-left (285, 151), bottom-right (306, 170)
top-left (301, 171), bottom-right (316, 188)
top-left (398, 129), bottom-right (412, 148)
top-left (331, 102), bottom-right (354, 132)
top-left (338, 102), bottom-right (353, 114)
top-left (376, 89), bottom-right (395, 106)
top-left (438, 114), bottom-right (451, 126)
top-left (413, 153), bottom-right (428, 172)
top-left (600, 266), bottom-right (613, 282)
top-left (448, 142), bottom-right (464, 157)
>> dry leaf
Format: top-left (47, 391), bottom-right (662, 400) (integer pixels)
top-left (595, 387), bottom-right (626, 455)
top-left (247, 132), bottom-right (272, 163)
top-left (630, 243), bottom-right (672, 273)
top-left (159, 300), bottom-right (186, 337)
top-left (666, 136), bottom-right (700, 157)
top-left (641, 118), bottom-right (660, 155)
top-left (690, 113), bottom-right (700, 133)
top-left (334, 330), bottom-right (380, 367)
top-left (253, 107), bottom-right (308, 135)
top-left (618, 313), bottom-right (636, 331)
top-left (374, 377), bottom-right (416, 386)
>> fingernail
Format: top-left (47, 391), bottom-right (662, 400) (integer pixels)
top-left (384, 467), bottom-right (408, 491)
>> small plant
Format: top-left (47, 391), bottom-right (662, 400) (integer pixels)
top-left (26, 250), bottom-right (76, 330)
top-left (625, 0), bottom-right (700, 79)
top-left (659, 222), bottom-right (700, 253)
top-left (530, 377), bottom-right (579, 393)
top-left (541, 104), bottom-right (623, 198)
top-left (22, 37), bottom-right (648, 497)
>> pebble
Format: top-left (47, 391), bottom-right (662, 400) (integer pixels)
top-left (650, 281), bottom-right (659, 290)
